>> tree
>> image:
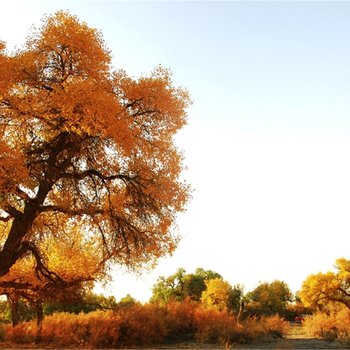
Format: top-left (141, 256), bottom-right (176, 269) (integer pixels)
top-left (228, 284), bottom-right (244, 314)
top-left (44, 292), bottom-right (118, 315)
top-left (300, 258), bottom-right (350, 311)
top-left (118, 294), bottom-right (138, 308)
top-left (0, 11), bottom-right (190, 279)
top-left (200, 278), bottom-right (243, 312)
top-left (200, 278), bottom-right (230, 311)
top-left (246, 280), bottom-right (293, 316)
top-left (150, 268), bottom-right (221, 304)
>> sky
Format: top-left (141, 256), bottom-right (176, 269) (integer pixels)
top-left (2, 0), bottom-right (350, 302)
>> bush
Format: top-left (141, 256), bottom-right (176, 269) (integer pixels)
top-left (303, 308), bottom-right (350, 341)
top-left (4, 322), bottom-right (36, 343)
top-left (2, 302), bottom-right (290, 347)
top-left (117, 303), bottom-right (166, 346)
top-left (193, 306), bottom-right (238, 344)
top-left (164, 298), bottom-right (197, 341)
top-left (240, 315), bottom-right (290, 343)
top-left (4, 310), bottom-right (122, 347)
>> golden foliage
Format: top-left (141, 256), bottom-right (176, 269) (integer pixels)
top-left (0, 220), bottom-right (105, 305)
top-left (0, 10), bottom-right (191, 277)
top-left (303, 306), bottom-right (350, 340)
top-left (193, 306), bottom-right (237, 343)
top-left (300, 258), bottom-right (350, 311)
top-left (201, 278), bottom-right (231, 311)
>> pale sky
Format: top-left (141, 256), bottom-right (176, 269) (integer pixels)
top-left (2, 0), bottom-right (350, 301)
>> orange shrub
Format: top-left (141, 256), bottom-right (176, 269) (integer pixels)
top-left (2, 303), bottom-right (290, 347)
top-left (4, 322), bottom-right (36, 343)
top-left (262, 314), bottom-right (290, 338)
top-left (303, 308), bottom-right (350, 341)
top-left (117, 303), bottom-right (167, 346)
top-left (4, 311), bottom-right (122, 348)
top-left (193, 306), bottom-right (238, 344)
top-left (164, 298), bottom-right (197, 340)
top-left (241, 315), bottom-right (290, 342)
top-left (86, 311), bottom-right (122, 348)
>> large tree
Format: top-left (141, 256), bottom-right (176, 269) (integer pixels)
top-left (0, 12), bottom-right (190, 278)
top-left (300, 258), bottom-right (350, 311)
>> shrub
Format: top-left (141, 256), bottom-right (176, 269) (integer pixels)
top-left (84, 311), bottom-right (122, 348)
top-left (303, 308), bottom-right (350, 341)
top-left (262, 314), bottom-right (290, 338)
top-left (240, 315), bottom-right (290, 343)
top-left (193, 306), bottom-right (238, 344)
top-left (117, 303), bottom-right (166, 346)
top-left (4, 310), bottom-right (121, 347)
top-left (4, 322), bottom-right (36, 343)
top-left (2, 302), bottom-right (290, 347)
top-left (164, 298), bottom-right (197, 341)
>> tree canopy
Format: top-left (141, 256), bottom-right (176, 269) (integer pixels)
top-left (150, 268), bottom-right (222, 304)
top-left (201, 278), bottom-right (233, 311)
top-left (0, 11), bottom-right (190, 280)
top-left (246, 280), bottom-right (293, 316)
top-left (300, 258), bottom-right (350, 311)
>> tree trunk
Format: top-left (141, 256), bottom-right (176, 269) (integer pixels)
top-left (236, 301), bottom-right (244, 328)
top-left (7, 294), bottom-right (20, 327)
top-left (35, 300), bottom-right (44, 343)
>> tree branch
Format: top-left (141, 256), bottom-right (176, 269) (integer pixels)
top-left (20, 241), bottom-right (63, 283)
top-left (14, 186), bottom-right (31, 201)
top-left (338, 286), bottom-right (350, 298)
top-left (61, 169), bottom-right (136, 182)
top-left (38, 205), bottom-right (105, 216)
top-left (0, 215), bottom-right (12, 222)
top-left (0, 281), bottom-right (33, 290)
top-left (1, 204), bottom-right (22, 219)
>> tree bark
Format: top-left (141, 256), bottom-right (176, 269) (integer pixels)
top-left (7, 294), bottom-right (20, 327)
top-left (35, 300), bottom-right (44, 343)
top-left (236, 301), bottom-right (244, 328)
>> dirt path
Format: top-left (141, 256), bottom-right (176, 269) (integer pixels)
top-left (233, 338), bottom-right (350, 349)
top-left (164, 325), bottom-right (350, 349)
top-left (231, 325), bottom-right (350, 349)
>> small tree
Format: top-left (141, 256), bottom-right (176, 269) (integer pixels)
top-left (246, 280), bottom-right (293, 317)
top-left (118, 294), bottom-right (138, 309)
top-left (201, 278), bottom-right (230, 311)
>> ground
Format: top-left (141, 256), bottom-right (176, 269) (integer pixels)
top-left (0, 325), bottom-right (349, 349)
top-left (232, 324), bottom-right (350, 349)
top-left (162, 325), bottom-right (350, 349)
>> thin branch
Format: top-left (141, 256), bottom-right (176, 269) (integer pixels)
top-left (0, 215), bottom-right (12, 222)
top-left (338, 286), bottom-right (350, 298)
top-left (38, 205), bottom-right (105, 216)
top-left (14, 186), bottom-right (31, 201)
top-left (61, 169), bottom-right (136, 182)
top-left (20, 241), bottom-right (63, 283)
top-left (1, 204), bottom-right (22, 219)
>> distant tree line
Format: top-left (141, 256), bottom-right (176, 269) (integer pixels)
top-left (6, 258), bottom-right (350, 331)
top-left (149, 267), bottom-right (307, 321)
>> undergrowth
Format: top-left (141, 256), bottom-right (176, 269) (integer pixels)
top-left (3, 300), bottom-right (289, 348)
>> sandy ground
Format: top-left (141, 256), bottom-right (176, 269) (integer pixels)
top-left (158, 325), bottom-right (350, 349)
